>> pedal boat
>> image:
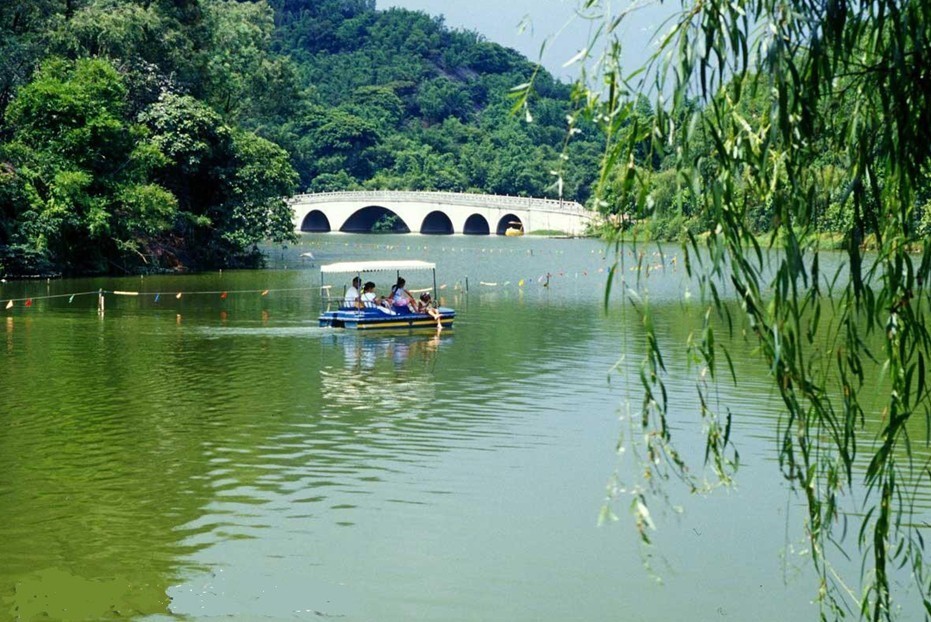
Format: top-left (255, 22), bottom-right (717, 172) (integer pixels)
top-left (318, 260), bottom-right (455, 330)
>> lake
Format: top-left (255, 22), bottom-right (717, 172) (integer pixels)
top-left (0, 233), bottom-right (926, 620)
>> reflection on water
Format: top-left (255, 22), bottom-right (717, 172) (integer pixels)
top-left (338, 332), bottom-right (447, 371)
top-left (321, 333), bottom-right (448, 413)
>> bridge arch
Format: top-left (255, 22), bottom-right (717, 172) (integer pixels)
top-left (420, 210), bottom-right (454, 235)
top-left (301, 209), bottom-right (331, 232)
top-left (340, 205), bottom-right (411, 233)
top-left (289, 191), bottom-right (591, 236)
top-left (463, 214), bottom-right (490, 235)
top-left (496, 214), bottom-right (522, 235)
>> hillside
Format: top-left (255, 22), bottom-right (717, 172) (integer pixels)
top-left (264, 0), bottom-right (600, 199)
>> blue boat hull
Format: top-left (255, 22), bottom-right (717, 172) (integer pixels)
top-left (319, 306), bottom-right (455, 330)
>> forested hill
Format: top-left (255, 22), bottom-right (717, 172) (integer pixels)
top-left (265, 0), bottom-right (599, 199)
top-left (0, 0), bottom-right (600, 276)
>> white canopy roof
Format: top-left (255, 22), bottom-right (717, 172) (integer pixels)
top-left (320, 260), bottom-right (436, 274)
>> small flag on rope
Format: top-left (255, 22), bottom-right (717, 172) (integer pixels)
top-left (220, 291), bottom-right (228, 300)
top-left (261, 290), bottom-right (269, 296)
top-left (68, 294), bottom-right (75, 303)
top-left (154, 293), bottom-right (160, 303)
top-left (176, 292), bottom-right (182, 299)
top-left (24, 298), bottom-right (32, 307)
top-left (5, 300), bottom-right (11, 309)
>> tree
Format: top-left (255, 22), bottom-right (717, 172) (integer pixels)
top-left (201, 0), bottom-right (301, 125)
top-left (0, 0), bottom-right (72, 124)
top-left (49, 0), bottom-right (211, 102)
top-left (0, 57), bottom-right (175, 273)
top-left (219, 129), bottom-right (298, 252)
top-left (570, 0), bottom-right (931, 618)
top-left (138, 92), bottom-right (297, 268)
top-left (416, 77), bottom-right (473, 123)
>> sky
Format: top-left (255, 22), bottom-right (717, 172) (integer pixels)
top-left (377, 0), bottom-right (670, 82)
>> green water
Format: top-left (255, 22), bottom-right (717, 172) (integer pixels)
top-left (0, 234), bottom-right (926, 620)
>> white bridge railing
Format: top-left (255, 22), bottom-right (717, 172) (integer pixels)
top-left (289, 190), bottom-right (588, 215)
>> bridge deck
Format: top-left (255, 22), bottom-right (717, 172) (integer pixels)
top-left (289, 190), bottom-right (586, 214)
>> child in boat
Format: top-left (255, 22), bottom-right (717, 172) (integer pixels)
top-left (390, 277), bottom-right (416, 312)
top-left (360, 281), bottom-right (379, 307)
top-left (418, 292), bottom-right (442, 330)
top-left (361, 281), bottom-right (395, 314)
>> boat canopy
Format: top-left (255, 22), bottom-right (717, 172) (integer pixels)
top-left (320, 260), bottom-right (436, 274)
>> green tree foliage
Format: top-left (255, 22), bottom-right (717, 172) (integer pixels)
top-left (139, 92), bottom-right (296, 267)
top-left (0, 0), bottom-right (305, 274)
top-left (0, 55), bottom-right (296, 273)
top-left (201, 0), bottom-right (302, 126)
top-left (0, 0), bottom-right (82, 121)
top-left (1, 57), bottom-right (175, 273)
top-left (416, 78), bottom-right (473, 124)
top-left (49, 0), bottom-right (211, 103)
top-left (572, 0), bottom-right (931, 618)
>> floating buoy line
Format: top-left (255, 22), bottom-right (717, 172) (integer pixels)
top-left (1, 286), bottom-right (322, 315)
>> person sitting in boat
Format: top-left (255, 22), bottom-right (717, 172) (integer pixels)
top-left (361, 281), bottom-right (396, 315)
top-left (417, 292), bottom-right (443, 329)
top-left (389, 277), bottom-right (416, 313)
top-left (360, 281), bottom-right (378, 307)
top-left (343, 276), bottom-right (362, 309)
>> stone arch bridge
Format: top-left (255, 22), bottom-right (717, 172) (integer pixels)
top-left (289, 191), bottom-right (591, 236)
